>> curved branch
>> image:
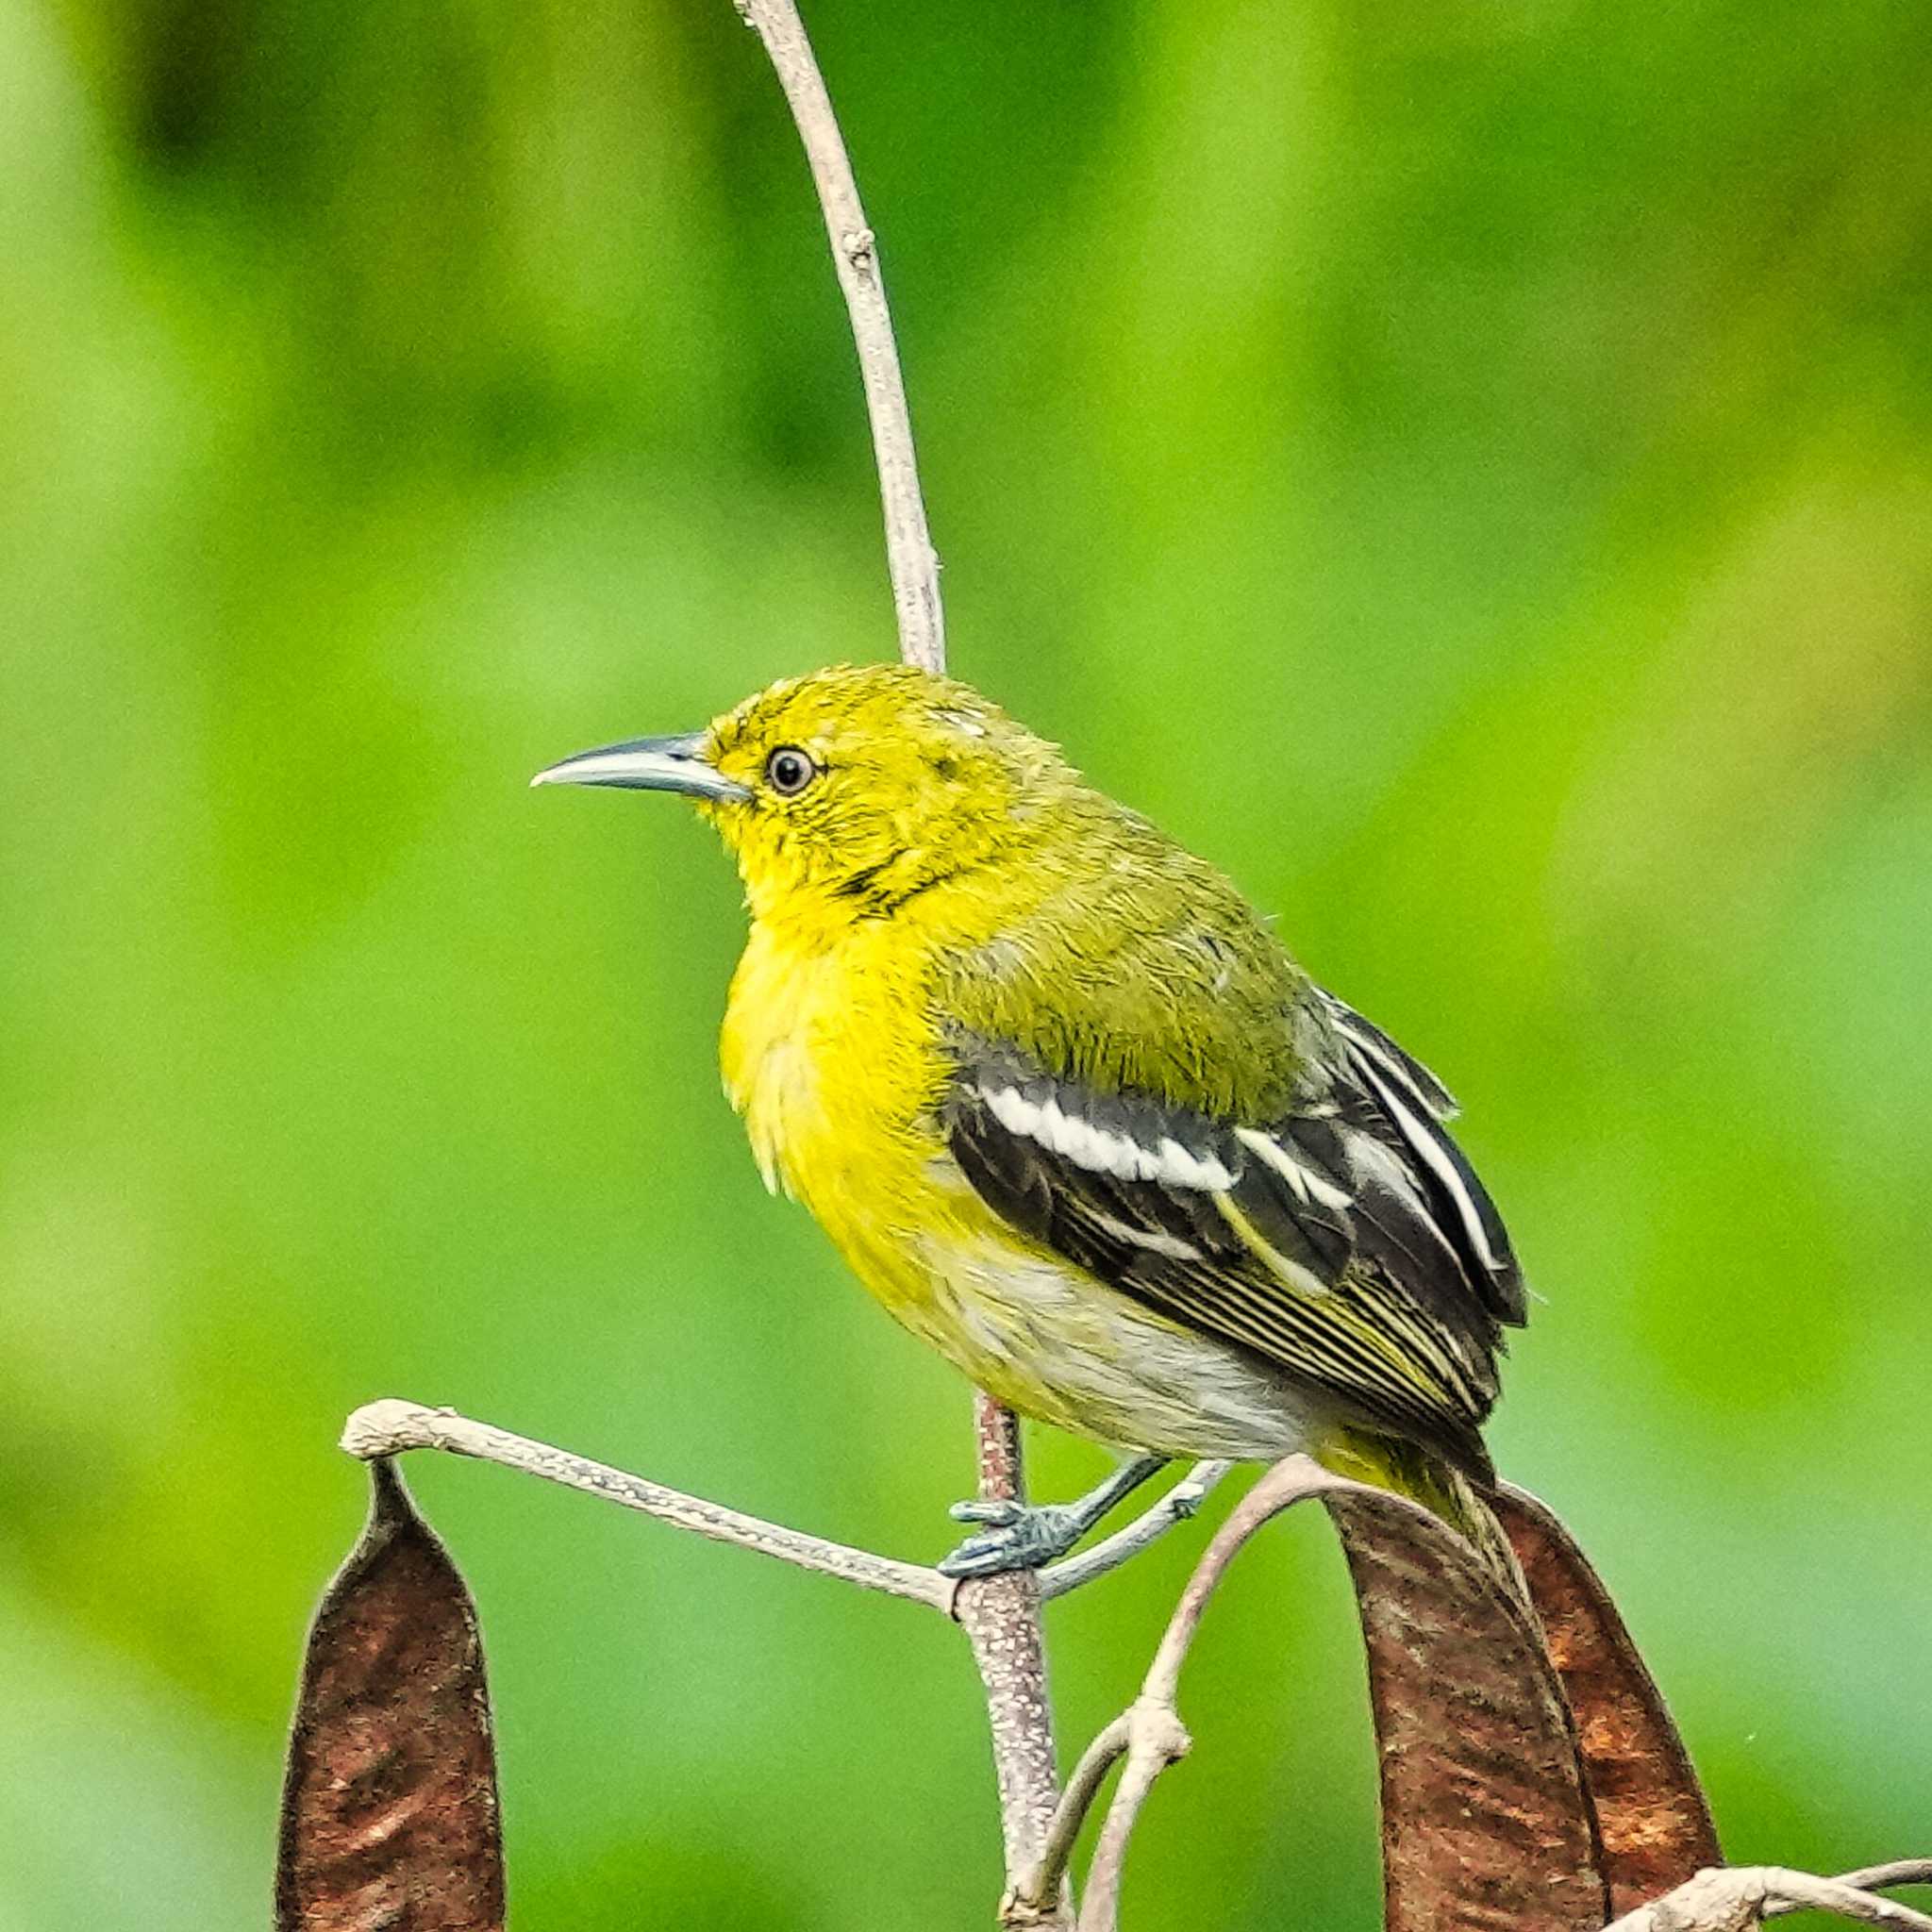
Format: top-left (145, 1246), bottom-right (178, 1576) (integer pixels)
top-left (1041, 1460), bottom-right (1233, 1600)
top-left (1043, 1451), bottom-right (1602, 1932)
top-left (1073, 1457), bottom-right (1348, 1927)
top-left (341, 1400), bottom-right (953, 1613)
top-left (732, 0), bottom-right (943, 670)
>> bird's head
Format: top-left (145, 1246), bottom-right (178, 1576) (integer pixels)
top-left (534, 663), bottom-right (1072, 920)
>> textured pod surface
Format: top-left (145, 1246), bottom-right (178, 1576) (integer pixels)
top-left (1497, 1483), bottom-right (1719, 1914)
top-left (1326, 1489), bottom-right (1611, 1932)
top-left (277, 1458), bottom-right (505, 1932)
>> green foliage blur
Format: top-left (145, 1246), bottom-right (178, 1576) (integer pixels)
top-left (3, 0), bottom-right (1928, 1924)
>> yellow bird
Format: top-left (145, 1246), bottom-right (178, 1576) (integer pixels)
top-left (536, 663), bottom-right (1525, 1577)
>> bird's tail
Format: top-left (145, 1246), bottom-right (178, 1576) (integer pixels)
top-left (1317, 1427), bottom-right (1526, 1601)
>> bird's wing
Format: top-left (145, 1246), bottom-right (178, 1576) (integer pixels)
top-left (1313, 991), bottom-right (1525, 1325)
top-left (941, 1008), bottom-right (1524, 1479)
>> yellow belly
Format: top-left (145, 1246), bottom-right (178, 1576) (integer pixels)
top-left (720, 916), bottom-right (1310, 1459)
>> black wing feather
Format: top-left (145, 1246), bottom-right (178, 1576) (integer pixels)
top-left (1321, 993), bottom-right (1526, 1324)
top-left (942, 1008), bottom-right (1525, 1483)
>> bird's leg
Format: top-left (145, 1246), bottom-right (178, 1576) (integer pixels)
top-left (940, 1454), bottom-right (1171, 1579)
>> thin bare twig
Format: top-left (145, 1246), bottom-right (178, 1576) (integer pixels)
top-left (1077, 1699), bottom-right (1193, 1932)
top-left (732, 0), bottom-right (943, 670)
top-left (1606, 1862), bottom-right (1932, 1932)
top-left (1837, 1867), bottom-right (1932, 1901)
top-left (341, 1400), bottom-right (953, 1614)
top-left (344, 1396), bottom-right (1087, 1925)
top-left (1041, 1460), bottom-right (1232, 1599)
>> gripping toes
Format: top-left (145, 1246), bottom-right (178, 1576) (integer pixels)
top-left (939, 1501), bottom-right (1082, 1578)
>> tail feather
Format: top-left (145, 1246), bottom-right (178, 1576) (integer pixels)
top-left (1319, 1426), bottom-right (1526, 1599)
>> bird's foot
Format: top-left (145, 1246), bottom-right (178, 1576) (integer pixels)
top-left (940, 1499), bottom-right (1087, 1579)
top-left (937, 1454), bottom-right (1171, 1579)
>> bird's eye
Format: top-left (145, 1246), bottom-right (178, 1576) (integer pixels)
top-left (764, 745), bottom-right (820, 797)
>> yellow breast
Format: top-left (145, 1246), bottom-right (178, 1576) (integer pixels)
top-left (720, 908), bottom-right (951, 1307)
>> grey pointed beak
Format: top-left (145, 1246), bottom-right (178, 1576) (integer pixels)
top-left (530, 730), bottom-right (751, 802)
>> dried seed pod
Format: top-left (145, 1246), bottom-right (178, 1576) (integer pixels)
top-left (277, 1458), bottom-right (505, 1932)
top-left (1497, 1483), bottom-right (1720, 1915)
top-left (1325, 1488), bottom-right (1612, 1932)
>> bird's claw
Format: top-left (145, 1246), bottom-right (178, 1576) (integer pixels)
top-left (939, 1501), bottom-right (1083, 1578)
top-left (947, 1498), bottom-right (1025, 1529)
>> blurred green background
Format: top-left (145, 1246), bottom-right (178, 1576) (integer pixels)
top-left (3, 0), bottom-right (1929, 1924)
